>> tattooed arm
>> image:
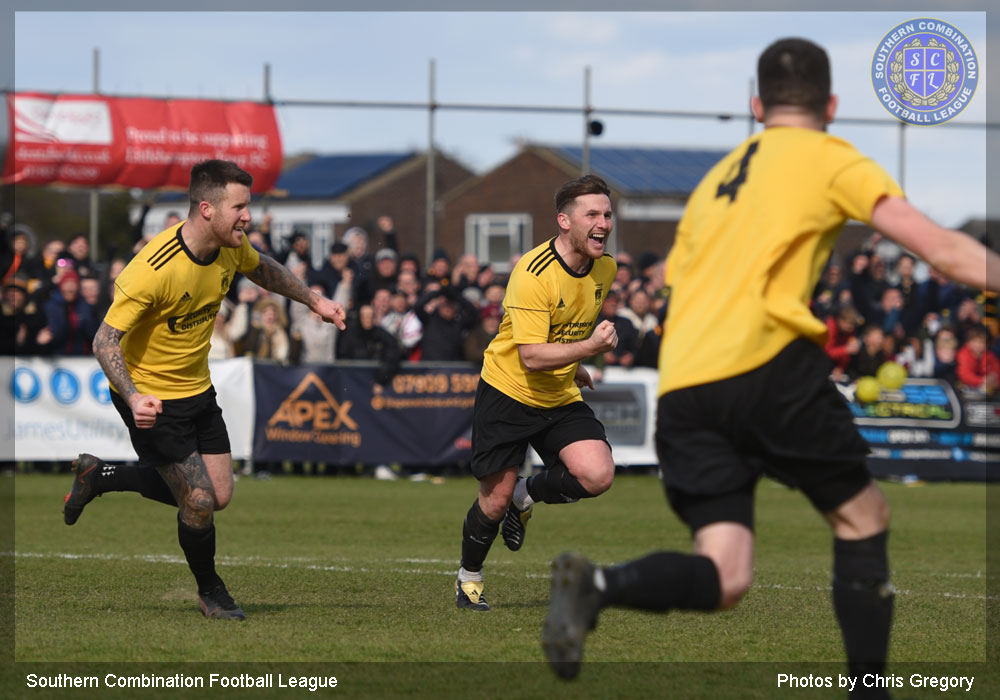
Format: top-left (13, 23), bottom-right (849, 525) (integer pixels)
top-left (245, 253), bottom-right (347, 329)
top-left (93, 321), bottom-right (162, 428)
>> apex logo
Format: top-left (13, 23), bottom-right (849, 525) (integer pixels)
top-left (267, 372), bottom-right (358, 431)
top-left (557, 297), bottom-right (566, 309)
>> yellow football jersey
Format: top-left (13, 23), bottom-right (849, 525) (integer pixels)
top-left (104, 222), bottom-right (260, 399)
top-left (660, 127), bottom-right (903, 395)
top-left (482, 238), bottom-right (616, 408)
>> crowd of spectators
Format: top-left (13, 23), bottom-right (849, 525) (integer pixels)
top-left (3, 212), bottom-right (997, 397)
top-left (815, 233), bottom-right (999, 395)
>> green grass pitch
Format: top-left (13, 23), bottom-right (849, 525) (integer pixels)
top-left (5, 472), bottom-right (993, 698)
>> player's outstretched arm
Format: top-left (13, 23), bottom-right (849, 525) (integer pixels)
top-left (93, 321), bottom-right (162, 428)
top-left (518, 319), bottom-right (618, 372)
top-left (245, 254), bottom-right (346, 329)
top-left (870, 196), bottom-right (999, 292)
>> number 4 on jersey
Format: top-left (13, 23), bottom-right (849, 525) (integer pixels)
top-left (716, 142), bottom-right (759, 203)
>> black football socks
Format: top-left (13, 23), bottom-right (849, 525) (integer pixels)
top-left (598, 551), bottom-right (721, 612)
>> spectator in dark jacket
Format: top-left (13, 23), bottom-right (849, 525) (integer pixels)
top-left (43, 269), bottom-right (98, 355)
top-left (463, 303), bottom-right (503, 366)
top-left (337, 304), bottom-right (401, 385)
top-left (931, 326), bottom-right (959, 382)
top-left (596, 289), bottom-right (638, 367)
top-left (63, 233), bottom-right (98, 279)
top-left (415, 285), bottom-right (478, 362)
top-left (845, 324), bottom-right (886, 380)
top-left (356, 247), bottom-right (399, 305)
top-left (311, 241), bottom-right (354, 299)
top-left (2, 275), bottom-right (52, 355)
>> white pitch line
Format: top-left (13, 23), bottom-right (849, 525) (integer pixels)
top-left (5, 551), bottom-right (994, 600)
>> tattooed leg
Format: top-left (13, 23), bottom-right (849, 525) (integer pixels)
top-left (157, 452), bottom-right (216, 529)
top-left (160, 451), bottom-right (227, 594)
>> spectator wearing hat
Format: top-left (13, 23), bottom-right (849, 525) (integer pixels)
top-left (636, 251), bottom-right (660, 284)
top-left (426, 248), bottom-right (452, 287)
top-left (357, 247), bottom-right (399, 305)
top-left (2, 227), bottom-right (33, 286)
top-left (64, 233), bottom-right (97, 280)
top-left (312, 241), bottom-right (355, 302)
top-left (398, 253), bottom-right (421, 279)
top-left (23, 238), bottom-right (66, 295)
top-left (43, 269), bottom-right (99, 356)
top-left (2, 274), bottom-right (52, 355)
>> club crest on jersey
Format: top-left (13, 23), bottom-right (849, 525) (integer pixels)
top-left (870, 18), bottom-right (979, 125)
top-left (221, 269), bottom-right (232, 294)
top-left (594, 284), bottom-right (604, 306)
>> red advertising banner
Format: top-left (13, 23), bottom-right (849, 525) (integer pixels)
top-left (3, 93), bottom-right (282, 192)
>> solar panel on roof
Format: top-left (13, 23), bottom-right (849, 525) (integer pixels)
top-left (276, 152), bottom-right (414, 199)
top-left (556, 146), bottom-right (727, 196)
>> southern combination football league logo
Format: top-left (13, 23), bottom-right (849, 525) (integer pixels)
top-left (871, 18), bottom-right (979, 125)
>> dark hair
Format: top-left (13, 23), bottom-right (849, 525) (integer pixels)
top-left (757, 38), bottom-right (831, 119)
top-left (965, 324), bottom-right (991, 342)
top-left (189, 160), bottom-right (253, 211)
top-left (555, 174), bottom-right (611, 214)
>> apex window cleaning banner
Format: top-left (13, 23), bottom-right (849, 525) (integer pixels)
top-left (3, 93), bottom-right (282, 191)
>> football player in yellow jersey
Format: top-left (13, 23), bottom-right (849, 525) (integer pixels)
top-left (454, 175), bottom-right (619, 611)
top-left (62, 160), bottom-right (346, 620)
top-left (543, 39), bottom-right (1000, 687)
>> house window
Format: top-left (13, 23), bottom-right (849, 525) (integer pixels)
top-left (465, 214), bottom-right (532, 273)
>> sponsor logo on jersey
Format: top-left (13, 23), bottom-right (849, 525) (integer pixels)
top-left (167, 304), bottom-right (218, 333)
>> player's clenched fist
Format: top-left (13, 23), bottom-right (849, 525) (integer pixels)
top-left (589, 319), bottom-right (618, 354)
top-left (129, 393), bottom-right (163, 429)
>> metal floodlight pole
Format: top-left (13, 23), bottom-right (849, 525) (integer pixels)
top-left (425, 59), bottom-right (437, 266)
top-left (89, 48), bottom-right (100, 258)
top-left (582, 66), bottom-right (592, 175)
top-left (748, 77), bottom-right (756, 138)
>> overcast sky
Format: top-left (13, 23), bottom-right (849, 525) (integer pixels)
top-left (10, 9), bottom-right (991, 228)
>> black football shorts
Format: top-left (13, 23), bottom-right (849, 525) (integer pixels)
top-left (111, 385), bottom-right (231, 468)
top-left (470, 380), bottom-right (609, 479)
top-left (657, 339), bottom-right (872, 532)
